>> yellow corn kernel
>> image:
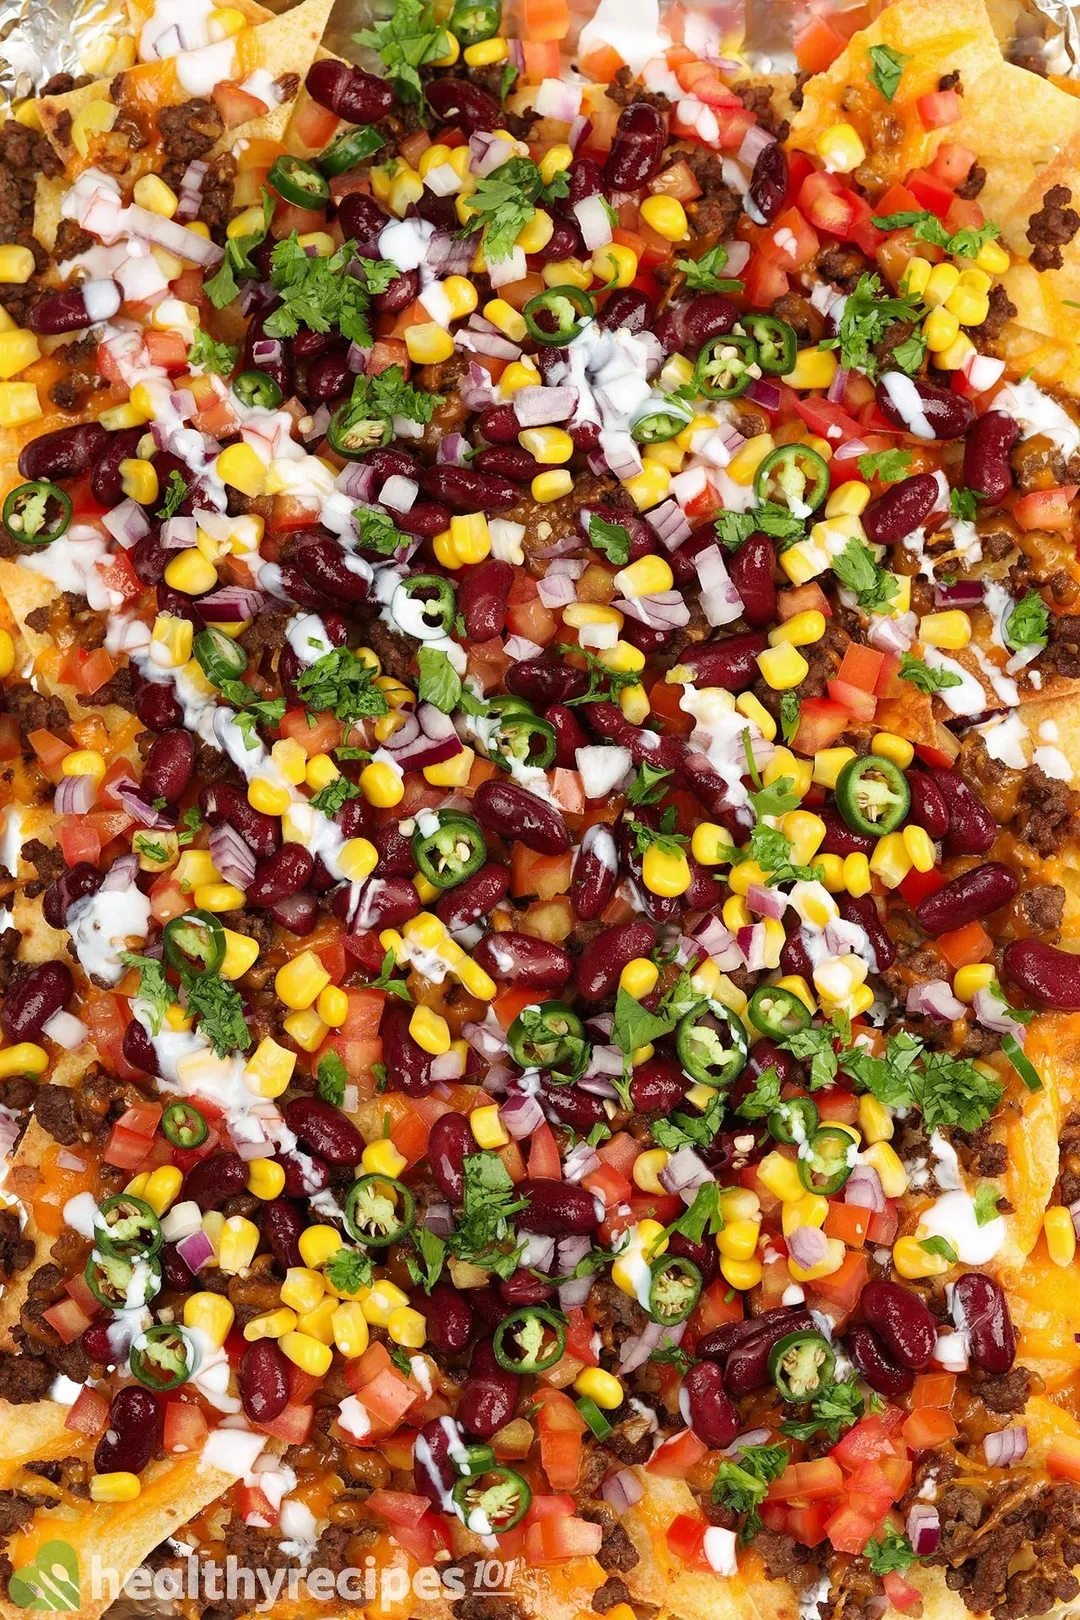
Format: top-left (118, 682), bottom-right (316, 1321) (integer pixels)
top-left (858, 1094), bottom-right (894, 1145)
top-left (309, 987), bottom-right (345, 1033)
top-left (816, 121), bottom-right (865, 173)
top-left (757, 643), bottom-right (810, 691)
top-left (193, 882), bottom-right (245, 912)
top-left (618, 682), bottom-right (650, 723)
top-left (825, 480), bottom-right (871, 518)
top-left (281, 1267), bottom-right (326, 1315)
top-left (900, 255), bottom-right (933, 299)
top-left (270, 737), bottom-right (306, 786)
top-left (424, 745), bottom-right (475, 788)
top-left (721, 1254), bottom-right (763, 1291)
top-left (935, 333), bottom-right (976, 371)
top-left (1045, 1206), bottom-right (1077, 1268)
top-left (389, 168), bottom-right (424, 217)
top-left (133, 828), bottom-right (177, 873)
top-left (781, 1194), bottom-right (828, 1237)
top-left (90, 1472), bottom-right (141, 1503)
top-left (357, 761), bottom-right (404, 808)
top-left (165, 548), bottom-right (218, 596)
top-left (893, 1235), bottom-right (950, 1280)
top-left (574, 1368), bottom-right (625, 1410)
top-left (975, 238), bottom-right (1010, 274)
top-left (783, 347), bottom-right (838, 391)
top-left (511, 208), bottom-right (551, 255)
top-left (757, 1151), bottom-right (804, 1203)
top-left (518, 429), bottom-right (577, 475)
top-left (640, 194), bottom-right (688, 241)
top-left (244, 1307), bottom-right (297, 1341)
top-left (632, 1148), bottom-right (669, 1195)
top-left (620, 957), bottom-right (659, 999)
top-left (817, 853), bottom-right (845, 893)
top-left (0, 629), bottom-right (13, 680)
top-left (871, 731), bottom-right (914, 768)
top-left (924, 263), bottom-right (961, 308)
top-left (840, 852), bottom-right (870, 898)
top-left (296, 1293), bottom-right (338, 1343)
top-left (227, 204), bottom-right (268, 239)
top-left (219, 1215), bottom-right (260, 1274)
top-left (813, 952), bottom-right (868, 1008)
top-left (611, 557), bottom-right (673, 601)
top-left (770, 610), bottom-right (827, 652)
top-left (62, 748), bottom-right (106, 782)
top-left (387, 1305), bottom-right (427, 1348)
top-left (141, 1165), bottom-right (183, 1217)
top-left (0, 245), bottom-right (35, 286)
top-left (716, 1217), bottom-right (761, 1261)
top-left (247, 1158), bottom-right (286, 1201)
top-left (594, 241), bottom-right (639, 288)
top-left (298, 1230), bottom-right (347, 1277)
top-left (812, 748), bottom-right (856, 790)
top-left (641, 843), bottom-right (691, 898)
top-left (722, 892), bottom-right (751, 931)
top-left (863, 1140), bottom-right (909, 1197)
top-left (275, 952), bottom-right (331, 1012)
top-left (245, 776), bottom-right (290, 820)
top-left (923, 306), bottom-right (961, 353)
top-left (279, 1330), bottom-right (333, 1378)
top-left (184, 1291), bottom-right (235, 1348)
top-left (920, 611), bottom-right (971, 650)
top-left (598, 640), bottom-right (645, 675)
top-left (464, 35), bottom-right (508, 64)
top-left (536, 144), bottom-right (573, 186)
top-left (469, 1105), bottom-right (508, 1157)
top-left (337, 838), bottom-right (379, 886)
top-left (405, 322), bottom-right (455, 364)
top-left (0, 328), bottom-right (40, 379)
top-left (243, 1036), bottom-right (297, 1099)
top-left (331, 1300), bottom-right (371, 1358)
top-left (781, 812), bottom-right (826, 868)
top-left (870, 830), bottom-right (912, 890)
top-left (283, 1009), bottom-right (328, 1053)
top-left (499, 359), bottom-right (542, 395)
top-left (532, 469), bottom-right (574, 503)
top-left (789, 1236), bottom-right (846, 1283)
top-left (685, 822), bottom-right (732, 870)
top-left (176, 850), bottom-right (219, 893)
top-left (945, 287), bottom-right (989, 327)
top-left (149, 613), bottom-right (193, 671)
top-left (902, 823), bottom-right (936, 873)
top-left (725, 433), bottom-right (774, 487)
top-left (689, 959), bottom-right (722, 1001)
top-left (215, 442), bottom-right (267, 498)
top-left (442, 275), bottom-right (478, 320)
top-left (953, 963), bottom-right (996, 1003)
top-left (359, 1279), bottom-right (410, 1326)
top-left (405, 1005), bottom-right (449, 1058)
top-left (304, 753), bottom-right (339, 794)
top-left (483, 298), bottom-right (527, 342)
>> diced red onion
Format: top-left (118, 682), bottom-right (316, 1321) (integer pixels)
top-left (336, 463), bottom-right (377, 501)
top-left (126, 203), bottom-right (224, 266)
top-left (745, 378), bottom-right (782, 412)
top-left (489, 247), bottom-right (527, 289)
top-left (659, 1147), bottom-right (714, 1198)
top-left (696, 542), bottom-right (744, 627)
top-left (461, 327), bottom-right (521, 361)
top-left (1070, 1199), bottom-right (1080, 1240)
top-left (736, 922), bottom-right (769, 973)
top-left (535, 527), bottom-right (586, 559)
top-left (559, 1274), bottom-right (596, 1310)
top-left (548, 558), bottom-right (587, 579)
top-left (563, 1142), bottom-right (602, 1182)
top-left (832, 437), bottom-right (869, 465)
top-left (557, 1234), bottom-right (592, 1273)
top-left (737, 123), bottom-right (776, 167)
top-left (427, 231), bottom-right (475, 277)
top-left (54, 774), bottom-right (97, 816)
top-left (458, 361), bottom-right (498, 411)
top-left (647, 498), bottom-right (692, 549)
top-left (176, 1229), bottom-right (215, 1272)
top-left (745, 883), bottom-right (787, 921)
top-left (907, 981), bottom-right (965, 1022)
top-left (436, 434), bottom-right (470, 466)
top-left (42, 1010), bottom-right (88, 1050)
top-left (229, 1114), bottom-right (272, 1162)
top-left (469, 129), bottom-right (514, 177)
top-left (521, 1232), bottom-right (556, 1271)
top-left (867, 611), bottom-right (917, 654)
top-left (56, 1147), bottom-right (88, 1171)
top-left (116, 782), bottom-right (174, 830)
top-left (534, 78), bottom-right (583, 121)
top-left (619, 1318), bottom-right (686, 1375)
top-left (576, 1073), bottom-right (620, 1100)
top-left (503, 634), bottom-right (544, 661)
top-left (198, 585), bottom-right (267, 622)
top-left (845, 1165), bottom-right (885, 1212)
top-left (513, 385), bottom-right (579, 427)
top-left (344, 342), bottom-right (370, 374)
top-left (209, 822), bottom-right (256, 888)
top-left (574, 193), bottom-right (613, 251)
top-left (935, 580), bottom-right (986, 607)
top-left (827, 365), bottom-right (850, 405)
top-left (614, 591), bottom-right (690, 629)
top-left (984, 1426), bottom-right (1028, 1466)
top-left (601, 1469), bottom-right (644, 1513)
top-left (787, 1224), bottom-right (830, 1270)
top-left (906, 1503), bottom-right (940, 1556)
top-left (601, 431), bottom-right (644, 481)
top-left (425, 1201), bottom-right (455, 1238)
top-left (537, 572), bottom-right (577, 609)
top-left (102, 498), bottom-right (150, 547)
top-left (174, 159), bottom-right (208, 223)
top-left (160, 515), bottom-right (198, 549)
top-left (568, 114), bottom-right (592, 151)
top-left (720, 1427), bottom-right (771, 1457)
top-left (499, 1088), bottom-right (546, 1140)
top-left (584, 1042), bottom-right (625, 1079)
top-left (463, 1019), bottom-right (507, 1060)
top-left (971, 987), bottom-right (1028, 1041)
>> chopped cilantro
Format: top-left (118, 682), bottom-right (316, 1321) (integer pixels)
top-left (562, 645), bottom-right (644, 706)
top-left (899, 652), bottom-right (963, 693)
top-left (156, 469), bottom-right (188, 521)
top-left (821, 271), bottom-right (924, 378)
top-left (950, 486), bottom-right (979, 522)
top-left (716, 503), bottom-right (806, 551)
top-left (358, 947), bottom-right (413, 1003)
top-left (177, 806), bottom-right (203, 847)
top-left (232, 697), bottom-right (287, 750)
top-left (449, 1152), bottom-right (528, 1278)
top-left (779, 692), bottom-right (801, 746)
top-left (317, 1050), bottom-right (348, 1107)
top-left (355, 506), bottom-right (410, 556)
top-left (858, 448), bottom-right (912, 484)
top-left (870, 209), bottom-right (1002, 262)
top-left (185, 972), bottom-right (252, 1057)
top-left (713, 1445), bottom-right (790, 1542)
top-left (356, 257), bottom-right (400, 296)
top-left (204, 188), bottom-right (274, 308)
top-left (653, 1092), bottom-right (726, 1152)
top-left (627, 761), bottom-right (673, 806)
top-left (832, 536), bottom-right (899, 614)
top-left (296, 647), bottom-right (389, 723)
top-left (866, 1532), bottom-right (916, 1576)
top-left (134, 837), bottom-right (170, 865)
top-left (782, 1025), bottom-right (840, 1091)
top-left (406, 1226), bottom-right (447, 1292)
top-left (736, 1064), bottom-right (782, 1120)
top-left (973, 1182), bottom-right (1003, 1227)
top-left (1005, 589), bottom-right (1050, 652)
top-left (416, 645), bottom-right (462, 714)
top-left (264, 235), bottom-right (373, 345)
top-left (868, 42), bottom-right (909, 99)
top-left (309, 775), bottom-right (362, 818)
top-left (118, 952), bottom-right (174, 1035)
top-left (187, 328), bottom-right (238, 376)
top-left (649, 1343), bottom-right (692, 1373)
top-left (629, 806), bottom-right (688, 861)
top-left (343, 366), bottom-right (442, 444)
top-left (920, 1235), bottom-right (959, 1264)
top-left (460, 156), bottom-right (570, 263)
top-left (780, 1376), bottom-right (875, 1443)
top-left (675, 242), bottom-right (744, 295)
top-left (611, 987), bottom-right (678, 1057)
top-left (588, 512), bottom-right (632, 567)
top-left (354, 0), bottom-right (451, 102)
top-left (325, 1246), bottom-right (373, 1294)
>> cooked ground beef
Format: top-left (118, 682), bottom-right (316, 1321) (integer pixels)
top-left (937, 1477), bottom-right (1080, 1620)
top-left (0, 1492), bottom-right (38, 1538)
top-left (0, 1352), bottom-right (51, 1403)
top-left (980, 1366), bottom-right (1035, 1414)
top-left (20, 837), bottom-right (66, 899)
top-left (0, 928), bottom-right (20, 995)
top-left (1020, 882), bottom-right (1065, 938)
top-left (1057, 1109), bottom-right (1080, 1205)
top-left (0, 1208), bottom-right (33, 1283)
top-left (1027, 184), bottom-right (1080, 272)
top-left (680, 148), bottom-right (742, 238)
top-left (607, 64), bottom-right (671, 109)
top-left (591, 1578), bottom-right (630, 1613)
top-left (354, 613), bottom-right (418, 686)
top-left (4, 683), bottom-right (70, 743)
top-left (953, 1121), bottom-right (1007, 1178)
top-left (578, 1501), bottom-right (640, 1573)
top-left (157, 99), bottom-right (224, 164)
top-left (602, 1405), bottom-right (655, 1466)
top-left (731, 80), bottom-right (788, 138)
top-left (770, 292), bottom-right (824, 341)
top-left (1014, 766), bottom-right (1080, 856)
top-left (239, 609), bottom-right (290, 663)
top-left (873, 317), bottom-right (916, 372)
top-left (195, 738), bottom-right (241, 788)
top-left (956, 162), bottom-right (986, 199)
top-left (816, 243), bottom-right (872, 291)
top-left (753, 1529), bottom-right (823, 1592)
top-left (23, 607), bottom-right (50, 632)
top-left (81, 665), bottom-right (138, 710)
top-left (14, 1264), bottom-right (90, 1383)
top-left (970, 283), bottom-right (1018, 347)
top-left (1046, 612), bottom-right (1080, 679)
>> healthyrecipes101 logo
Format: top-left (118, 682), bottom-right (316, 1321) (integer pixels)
top-left (8, 1540), bottom-right (80, 1611)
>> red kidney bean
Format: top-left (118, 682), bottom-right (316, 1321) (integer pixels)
top-left (474, 444), bottom-right (539, 481)
top-left (542, 219), bottom-right (582, 262)
top-left (243, 308), bottom-right (294, 398)
top-left (305, 344), bottom-right (353, 405)
top-left (686, 859), bottom-right (725, 912)
top-left (506, 657), bottom-right (587, 705)
top-left (929, 767), bottom-right (996, 855)
top-left (570, 420), bottom-right (600, 453)
top-left (458, 558), bottom-right (513, 641)
top-left (670, 1235), bottom-right (719, 1293)
top-left (306, 59), bottom-right (394, 121)
top-left (90, 426), bottom-right (145, 508)
top-left (906, 771), bottom-right (949, 840)
top-left (952, 1271), bottom-right (1016, 1373)
top-left (730, 533), bottom-right (777, 627)
top-left (478, 404), bottom-right (520, 444)
top-left (748, 141), bottom-right (788, 224)
top-left (268, 890), bottom-right (318, 934)
top-left (278, 1148), bottom-right (331, 1200)
top-left (683, 293), bottom-right (742, 353)
top-left (545, 703), bottom-right (589, 769)
top-left (334, 875), bottom-right (419, 931)
top-left (742, 1036), bottom-right (806, 1093)
top-left (295, 536), bottom-right (371, 602)
top-left (373, 270), bottom-right (419, 317)
top-left (283, 1097), bottom-right (366, 1165)
top-left (542, 1079), bottom-right (607, 1132)
top-left (581, 702), bottom-right (686, 775)
top-left (141, 727), bottom-right (195, 805)
top-left (597, 288), bottom-right (655, 334)
top-left (501, 1268), bottom-right (555, 1306)
top-left (576, 920), bottom-right (655, 1000)
top-left (365, 446), bottom-right (418, 485)
top-left (43, 863), bottom-right (102, 930)
top-left (29, 281), bottom-right (120, 335)
top-left (474, 932), bottom-right (571, 989)
top-left (516, 1178), bottom-right (600, 1235)
top-left (861, 1281), bottom-right (935, 1370)
top-left (677, 633), bottom-right (769, 691)
top-left (183, 1153), bottom-right (248, 1212)
top-left (458, 1338), bottom-right (521, 1438)
top-left (294, 330), bottom-right (335, 361)
top-left (915, 862), bottom-right (1019, 937)
top-left (617, 813), bottom-right (681, 926)
top-left (424, 1283), bottom-right (475, 1357)
top-left (239, 1339), bottom-right (291, 1424)
top-left (429, 1112), bottom-right (479, 1204)
top-left (603, 101), bottom-right (667, 189)
top-left (696, 1316), bottom-right (755, 1363)
top-left (135, 679), bottom-right (183, 732)
top-left (669, 526), bottom-right (717, 588)
top-left (846, 1322), bottom-right (915, 1396)
top-left (1003, 939), bottom-right (1080, 1010)
top-left (160, 1244), bottom-right (194, 1294)
top-left (683, 1360), bottom-right (740, 1449)
top-left (963, 409), bottom-right (1019, 506)
top-left (413, 1415), bottom-right (465, 1507)
top-left (838, 892), bottom-right (897, 972)
top-left (422, 465), bottom-right (519, 511)
top-left (571, 824), bottom-right (619, 922)
top-left (82, 1321), bottom-right (121, 1365)
top-left (474, 780), bottom-right (569, 855)
top-left (94, 1386), bottom-right (161, 1476)
top-left (248, 845), bottom-right (315, 908)
top-left (375, 822), bottom-right (416, 878)
top-left (630, 1056), bottom-right (688, 1112)
top-left (780, 925), bottom-right (815, 982)
top-left (275, 561), bottom-right (338, 613)
top-left (717, 1307), bottom-right (816, 1394)
top-left (263, 1199), bottom-right (305, 1270)
top-left (396, 501), bottom-right (453, 540)
top-left (620, 618), bottom-right (673, 657)
top-left (132, 530), bottom-right (169, 586)
top-left (434, 864), bottom-right (508, 930)
top-left (18, 421), bottom-right (109, 483)
top-left (2, 962), bottom-right (74, 1041)
top-left (122, 1019), bottom-right (158, 1076)
top-left (863, 473), bottom-right (941, 544)
top-left (416, 190), bottom-right (458, 231)
top-left (426, 77), bottom-right (501, 132)
top-left (337, 190), bottom-right (390, 245)
top-left (818, 807), bottom-right (875, 859)
top-left (553, 156), bottom-right (605, 217)
top-left (157, 584), bottom-right (207, 626)
top-left (875, 376), bottom-right (975, 440)
top-left (199, 783), bottom-right (280, 858)
top-left (381, 1002), bottom-right (434, 1097)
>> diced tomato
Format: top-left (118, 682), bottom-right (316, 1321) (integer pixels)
top-left (866, 1199), bottom-right (899, 1246)
top-left (930, 143), bottom-right (977, 187)
top-left (875, 182), bottom-right (921, 220)
top-left (367, 338), bottom-right (410, 376)
top-left (42, 1297), bottom-right (93, 1344)
top-left (902, 1408), bottom-right (958, 1449)
top-left (742, 251), bottom-right (790, 307)
top-left (791, 697), bottom-right (850, 754)
top-left (827, 678), bottom-right (877, 722)
top-left (794, 13), bottom-right (847, 71)
top-left (510, 844), bottom-right (573, 901)
top-left (523, 1494), bottom-right (577, 1525)
top-left (665, 1514), bottom-right (709, 1570)
top-left (834, 643), bottom-right (884, 693)
top-left (582, 1161), bottom-right (632, 1208)
top-left (59, 646), bottom-right (116, 697)
top-left (506, 594), bottom-right (558, 646)
top-left (277, 707), bottom-right (343, 755)
top-left (564, 1307), bottom-right (598, 1367)
top-left (213, 81), bottom-right (268, 127)
top-left (883, 1572), bottom-right (922, 1611)
top-left (356, 1367), bottom-right (419, 1428)
top-left (917, 89), bottom-right (961, 129)
top-left (648, 160), bottom-right (702, 203)
top-left (770, 1458), bottom-right (845, 1502)
top-left (1047, 1436), bottom-right (1080, 1481)
top-left (524, 1514), bottom-right (603, 1565)
top-left (905, 168), bottom-right (955, 218)
top-left (521, 38), bottom-right (561, 79)
top-left (103, 1100), bottom-right (163, 1167)
top-left (647, 1428), bottom-right (709, 1478)
top-left (937, 921), bottom-right (991, 970)
top-left (538, 1428), bottom-right (583, 1488)
top-left (98, 548), bottom-right (143, 603)
top-left (912, 1372), bottom-right (956, 1408)
top-left (793, 395), bottom-right (863, 445)
top-left (945, 196), bottom-right (985, 234)
top-left (29, 727), bottom-right (74, 782)
top-left (830, 1415), bottom-right (900, 1470)
top-left (523, 0), bottom-right (570, 39)
top-left (596, 1131), bottom-right (642, 1177)
top-left (786, 1503), bottom-right (830, 1547)
top-left (824, 1505), bottom-right (879, 1555)
top-left (58, 816), bottom-right (102, 868)
top-left (823, 1202), bottom-right (868, 1248)
top-left (255, 1401), bottom-right (314, 1443)
top-left (810, 1249), bottom-right (868, 1313)
top-left (144, 329), bottom-right (190, 372)
top-left (65, 1384), bottom-right (110, 1436)
top-left (526, 1122), bottom-right (562, 1181)
top-left (815, 1088), bottom-right (859, 1124)
top-left (798, 171), bottom-right (859, 238)
top-left (779, 582), bottom-right (832, 622)
top-left (492, 986), bottom-right (546, 1031)
top-left (1013, 486), bottom-right (1077, 531)
top-left (899, 866), bottom-right (946, 907)
top-left (241, 1484), bottom-right (277, 1526)
top-left (760, 207), bottom-right (820, 271)
top-left (367, 1490), bottom-right (431, 1528)
top-left (162, 1399), bottom-right (209, 1455)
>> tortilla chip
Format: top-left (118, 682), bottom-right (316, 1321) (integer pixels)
top-left (0, 1400), bottom-right (81, 1484)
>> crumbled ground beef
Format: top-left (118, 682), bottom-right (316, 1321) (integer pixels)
top-left (1014, 766), bottom-right (1080, 856)
top-left (938, 1477), bottom-right (1080, 1620)
top-left (22, 606), bottom-right (50, 632)
top-left (81, 665), bottom-right (138, 710)
top-left (957, 162), bottom-right (986, 199)
top-left (1046, 612), bottom-right (1080, 679)
top-left (20, 837), bottom-right (66, 899)
top-left (1057, 1109), bottom-right (1080, 1205)
top-left (239, 609), bottom-right (290, 663)
top-left (4, 683), bottom-right (70, 743)
top-left (680, 148), bottom-right (742, 238)
top-left (606, 64), bottom-right (670, 110)
top-left (0, 1352), bottom-right (50, 1403)
top-left (731, 81), bottom-right (788, 138)
top-left (13, 1264), bottom-right (90, 1383)
top-left (753, 1530), bottom-right (823, 1592)
top-left (0, 1492), bottom-right (38, 1538)
top-left (873, 317), bottom-right (916, 372)
top-left (0, 1208), bottom-right (33, 1283)
top-left (578, 1502), bottom-right (640, 1573)
top-left (591, 1578), bottom-right (630, 1612)
top-left (970, 283), bottom-right (1018, 347)
top-left (353, 613), bottom-right (418, 686)
top-left (1020, 882), bottom-right (1065, 938)
top-left (953, 1121), bottom-right (1007, 1178)
top-left (225, 908), bottom-right (275, 960)
top-left (770, 292), bottom-right (824, 341)
top-left (195, 738), bottom-right (241, 788)
top-left (1027, 184), bottom-right (1080, 271)
top-left (980, 1366), bottom-right (1035, 1414)
top-left (157, 99), bottom-right (224, 164)
top-left (816, 243), bottom-right (872, 291)
top-left (601, 1404), bottom-right (655, 1466)
top-left (0, 928), bottom-right (20, 995)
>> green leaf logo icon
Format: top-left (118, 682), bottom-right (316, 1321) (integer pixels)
top-left (8, 1540), bottom-right (80, 1611)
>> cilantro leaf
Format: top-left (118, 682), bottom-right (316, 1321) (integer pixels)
top-left (868, 43), bottom-right (909, 100)
top-left (449, 1152), bottom-right (528, 1278)
top-left (416, 646), bottom-right (463, 714)
top-left (950, 486), bottom-right (979, 522)
top-left (858, 448), bottom-right (912, 485)
top-left (653, 1092), bottom-right (726, 1152)
top-left (779, 692), bottom-right (801, 746)
top-left (870, 210), bottom-right (1002, 261)
top-left (156, 469), bottom-right (188, 521)
top-left (562, 646), bottom-right (644, 706)
top-left (204, 187), bottom-right (274, 308)
top-left (187, 328), bottom-right (238, 376)
top-left (899, 652), bottom-right (963, 693)
top-left (177, 806), bottom-right (203, 848)
top-left (910, 1050), bottom-right (1004, 1132)
top-left (357, 947), bottom-right (413, 1003)
top-left (325, 1246), bottom-right (373, 1295)
top-left (627, 761), bottom-right (673, 806)
top-left (866, 1532), bottom-right (916, 1576)
top-left (264, 235), bottom-right (373, 345)
top-left (317, 1050), bottom-right (348, 1107)
top-left (920, 1235), bottom-right (959, 1264)
top-left (715, 503), bottom-right (806, 551)
top-left (355, 0), bottom-right (450, 103)
top-left (749, 773), bottom-right (802, 820)
top-left (588, 512), bottom-right (632, 567)
top-left (675, 242), bottom-right (744, 295)
top-left (460, 156), bottom-right (564, 263)
top-left (232, 697), bottom-right (286, 750)
top-left (118, 952), bottom-right (174, 1035)
top-left (973, 1182), bottom-right (1002, 1226)
top-left (611, 987), bottom-right (679, 1056)
top-left (713, 1445), bottom-right (790, 1542)
top-left (309, 775), bottom-right (362, 818)
top-left (185, 972), bottom-right (252, 1057)
top-left (337, 367), bottom-right (442, 455)
top-left (406, 1226), bottom-right (447, 1293)
top-left (832, 536), bottom-right (899, 614)
top-left (649, 1343), bottom-right (692, 1373)
top-left (296, 647), bottom-right (389, 723)
top-left (736, 1064), bottom-right (782, 1120)
top-left (356, 257), bottom-right (400, 296)
top-left (821, 271), bottom-right (924, 378)
top-left (630, 806), bottom-right (688, 860)
top-left (355, 506), bottom-right (410, 556)
top-left (782, 1025), bottom-right (840, 1091)
top-left (780, 1376), bottom-right (874, 1443)
top-left (1005, 590), bottom-right (1050, 652)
